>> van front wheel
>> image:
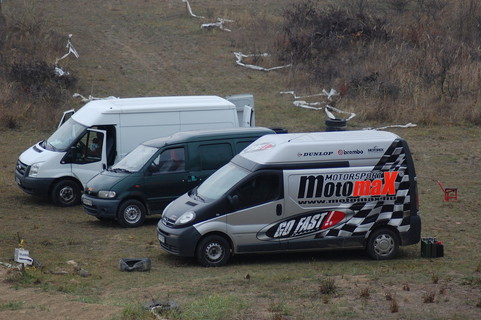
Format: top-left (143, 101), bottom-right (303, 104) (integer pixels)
top-left (367, 228), bottom-right (399, 260)
top-left (117, 200), bottom-right (146, 228)
top-left (51, 180), bottom-right (81, 206)
top-left (196, 235), bottom-right (231, 267)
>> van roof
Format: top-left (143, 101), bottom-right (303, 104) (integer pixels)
top-left (142, 127), bottom-right (275, 148)
top-left (239, 130), bottom-right (402, 164)
top-left (74, 96), bottom-right (235, 116)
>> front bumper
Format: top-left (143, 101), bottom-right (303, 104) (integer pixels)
top-left (15, 171), bottom-right (54, 198)
top-left (156, 223), bottom-right (201, 258)
top-left (81, 194), bottom-right (121, 218)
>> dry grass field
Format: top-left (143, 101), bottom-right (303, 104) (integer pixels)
top-left (0, 1), bottom-right (481, 319)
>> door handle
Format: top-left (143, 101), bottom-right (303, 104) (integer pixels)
top-left (276, 204), bottom-right (282, 216)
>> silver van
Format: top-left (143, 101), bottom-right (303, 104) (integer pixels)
top-left (157, 130), bottom-right (421, 266)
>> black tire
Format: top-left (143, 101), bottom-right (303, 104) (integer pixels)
top-left (367, 228), bottom-right (399, 260)
top-left (325, 118), bottom-right (347, 131)
top-left (51, 180), bottom-right (81, 206)
top-left (118, 258), bottom-right (151, 272)
top-left (117, 200), bottom-right (146, 228)
top-left (196, 235), bottom-right (231, 267)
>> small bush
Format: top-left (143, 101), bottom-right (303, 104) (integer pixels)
top-left (280, 2), bottom-right (389, 64)
top-left (423, 291), bottom-right (436, 303)
top-left (319, 277), bottom-right (337, 295)
top-left (0, 114), bottom-right (19, 130)
top-left (8, 61), bottom-right (77, 102)
top-left (360, 287), bottom-right (370, 299)
top-left (390, 298), bottom-right (399, 313)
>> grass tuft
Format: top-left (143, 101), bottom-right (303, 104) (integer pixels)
top-left (423, 291), bottom-right (436, 303)
top-left (319, 277), bottom-right (337, 295)
top-left (390, 298), bottom-right (399, 313)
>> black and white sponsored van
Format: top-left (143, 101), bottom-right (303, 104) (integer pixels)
top-left (157, 130), bottom-right (421, 266)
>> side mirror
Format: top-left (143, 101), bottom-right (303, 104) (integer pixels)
top-left (146, 163), bottom-right (160, 175)
top-left (227, 194), bottom-right (240, 209)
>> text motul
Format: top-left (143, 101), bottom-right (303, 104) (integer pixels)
top-left (297, 171), bottom-right (399, 199)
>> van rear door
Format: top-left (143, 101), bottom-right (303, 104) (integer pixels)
top-left (58, 109), bottom-right (75, 129)
top-left (242, 105), bottom-right (254, 127)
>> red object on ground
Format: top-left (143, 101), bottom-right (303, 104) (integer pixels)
top-left (437, 180), bottom-right (458, 202)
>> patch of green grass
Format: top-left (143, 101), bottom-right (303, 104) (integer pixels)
top-left (267, 300), bottom-right (292, 317)
top-left (118, 303), bottom-right (152, 320)
top-left (0, 301), bottom-right (25, 311)
top-left (178, 294), bottom-right (247, 320)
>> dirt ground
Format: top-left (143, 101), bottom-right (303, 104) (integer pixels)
top-left (1, 1), bottom-right (481, 319)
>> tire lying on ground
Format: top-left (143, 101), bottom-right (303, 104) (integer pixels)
top-left (119, 258), bottom-right (151, 271)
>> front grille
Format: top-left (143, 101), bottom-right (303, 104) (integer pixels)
top-left (16, 160), bottom-right (27, 176)
top-left (161, 216), bottom-right (176, 228)
top-left (84, 189), bottom-right (98, 196)
top-left (157, 227), bottom-right (179, 253)
top-left (160, 242), bottom-right (179, 254)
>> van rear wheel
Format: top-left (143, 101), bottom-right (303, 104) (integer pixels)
top-left (367, 228), bottom-right (399, 260)
top-left (117, 200), bottom-right (146, 228)
top-left (51, 180), bottom-right (81, 207)
top-left (196, 235), bottom-right (231, 267)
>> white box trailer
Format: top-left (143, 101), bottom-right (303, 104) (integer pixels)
top-left (157, 130), bottom-right (421, 266)
top-left (15, 95), bottom-right (255, 206)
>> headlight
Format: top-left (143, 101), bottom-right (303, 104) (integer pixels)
top-left (98, 190), bottom-right (116, 199)
top-left (28, 163), bottom-right (42, 177)
top-left (175, 211), bottom-right (196, 226)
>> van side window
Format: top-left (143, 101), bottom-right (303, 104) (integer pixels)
top-left (151, 147), bottom-right (185, 174)
top-left (235, 140), bottom-right (254, 153)
top-left (71, 131), bottom-right (104, 163)
top-left (233, 173), bottom-right (281, 210)
top-left (199, 143), bottom-right (233, 170)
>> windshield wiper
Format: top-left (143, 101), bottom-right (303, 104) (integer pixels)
top-left (193, 188), bottom-right (205, 202)
top-left (110, 168), bottom-right (132, 173)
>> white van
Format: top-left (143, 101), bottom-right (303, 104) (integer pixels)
top-left (157, 130), bottom-right (421, 266)
top-left (15, 95), bottom-right (255, 206)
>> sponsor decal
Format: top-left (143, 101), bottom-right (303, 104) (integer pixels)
top-left (338, 149), bottom-right (364, 155)
top-left (296, 171), bottom-right (398, 202)
top-left (297, 151), bottom-right (334, 157)
top-left (368, 145), bottom-right (384, 153)
top-left (260, 210), bottom-right (347, 240)
top-left (244, 142), bottom-right (275, 153)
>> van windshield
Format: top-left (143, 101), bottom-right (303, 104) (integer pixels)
top-left (44, 118), bottom-right (87, 151)
top-left (111, 144), bottom-right (157, 172)
top-left (196, 163), bottom-right (250, 201)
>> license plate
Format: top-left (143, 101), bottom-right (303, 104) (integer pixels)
top-left (158, 233), bottom-right (165, 243)
top-left (82, 198), bottom-right (93, 206)
top-left (15, 177), bottom-right (20, 185)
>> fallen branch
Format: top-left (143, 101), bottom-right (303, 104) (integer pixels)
top-left (54, 34), bottom-right (79, 76)
top-left (234, 52), bottom-right (291, 71)
top-left (281, 89), bottom-right (355, 120)
top-left (201, 18), bottom-right (233, 32)
top-left (73, 93), bottom-right (119, 102)
top-left (182, 0), bottom-right (204, 18)
top-left (364, 123), bottom-right (417, 130)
